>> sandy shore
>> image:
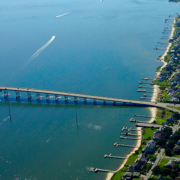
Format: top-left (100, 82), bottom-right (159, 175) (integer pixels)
top-left (105, 18), bottom-right (176, 180)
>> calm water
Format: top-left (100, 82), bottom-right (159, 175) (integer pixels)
top-left (0, 0), bottom-right (180, 179)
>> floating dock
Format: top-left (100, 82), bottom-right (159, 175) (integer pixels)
top-left (114, 142), bottom-right (138, 148)
top-left (104, 153), bottom-right (127, 159)
top-left (120, 136), bottom-right (141, 140)
top-left (89, 167), bottom-right (116, 173)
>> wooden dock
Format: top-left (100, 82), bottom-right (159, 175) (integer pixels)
top-left (120, 136), bottom-right (141, 140)
top-left (114, 142), bottom-right (138, 148)
top-left (120, 132), bottom-right (140, 137)
top-left (136, 123), bottom-right (162, 129)
top-left (89, 167), bottom-right (116, 173)
top-left (104, 153), bottom-right (127, 159)
top-left (134, 114), bottom-right (154, 118)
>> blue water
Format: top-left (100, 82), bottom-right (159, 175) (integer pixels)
top-left (0, 0), bottom-right (180, 179)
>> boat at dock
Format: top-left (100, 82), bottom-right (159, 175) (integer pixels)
top-left (130, 118), bottom-right (136, 122)
top-left (137, 89), bottom-right (146, 92)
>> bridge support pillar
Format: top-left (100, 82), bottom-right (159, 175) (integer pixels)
top-left (4, 90), bottom-right (8, 98)
top-left (103, 100), bottom-right (106, 105)
top-left (37, 93), bottom-right (40, 101)
top-left (46, 94), bottom-right (49, 101)
top-left (27, 92), bottom-right (32, 100)
top-left (55, 95), bottom-right (59, 101)
top-left (16, 91), bottom-right (20, 99)
top-left (74, 97), bottom-right (77, 103)
top-left (65, 96), bottom-right (68, 103)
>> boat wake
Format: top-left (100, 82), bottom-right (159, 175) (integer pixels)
top-left (6, 36), bottom-right (55, 83)
top-left (56, 13), bottom-right (70, 18)
top-left (21, 36), bottom-right (55, 70)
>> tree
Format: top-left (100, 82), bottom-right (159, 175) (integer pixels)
top-left (173, 112), bottom-right (180, 120)
top-left (152, 166), bottom-right (161, 175)
top-left (165, 148), bottom-right (172, 156)
top-left (156, 138), bottom-right (166, 146)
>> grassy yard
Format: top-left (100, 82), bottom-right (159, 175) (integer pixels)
top-left (156, 118), bottom-right (166, 125)
top-left (111, 170), bottom-right (124, 180)
top-left (125, 153), bottom-right (138, 166)
top-left (142, 128), bottom-right (156, 140)
top-left (158, 158), bottom-right (170, 167)
top-left (167, 106), bottom-right (180, 111)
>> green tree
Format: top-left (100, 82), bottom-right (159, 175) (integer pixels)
top-left (165, 148), bottom-right (172, 156)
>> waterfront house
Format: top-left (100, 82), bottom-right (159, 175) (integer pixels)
top-left (176, 20), bottom-right (180, 27)
top-left (154, 135), bottom-right (162, 140)
top-left (165, 160), bottom-right (179, 167)
top-left (154, 127), bottom-right (163, 137)
top-left (173, 145), bottom-right (180, 153)
top-left (143, 140), bottom-right (156, 153)
top-left (129, 153), bottom-right (148, 171)
top-left (177, 140), bottom-right (180, 145)
top-left (122, 172), bottom-right (140, 180)
top-left (165, 115), bottom-right (174, 124)
top-left (122, 172), bottom-right (133, 180)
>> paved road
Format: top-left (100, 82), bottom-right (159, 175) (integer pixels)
top-left (144, 149), bottom-right (165, 180)
top-left (162, 156), bottom-right (180, 161)
top-left (144, 121), bottom-right (180, 179)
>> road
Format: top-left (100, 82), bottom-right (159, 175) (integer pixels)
top-left (144, 121), bottom-right (180, 179)
top-left (144, 149), bottom-right (165, 180)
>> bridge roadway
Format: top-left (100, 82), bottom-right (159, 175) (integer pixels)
top-left (0, 86), bottom-right (180, 113)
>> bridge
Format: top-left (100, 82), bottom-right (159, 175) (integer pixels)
top-left (0, 86), bottom-right (180, 113)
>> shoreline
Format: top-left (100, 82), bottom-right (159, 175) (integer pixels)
top-left (105, 18), bottom-right (176, 180)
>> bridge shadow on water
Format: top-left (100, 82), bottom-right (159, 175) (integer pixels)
top-left (0, 97), bottom-right (149, 109)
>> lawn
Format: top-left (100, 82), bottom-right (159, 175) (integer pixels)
top-left (112, 153), bottom-right (139, 180)
top-left (125, 153), bottom-right (138, 166)
top-left (167, 106), bottom-right (180, 111)
top-left (142, 128), bottom-right (155, 140)
top-left (156, 118), bottom-right (166, 125)
top-left (158, 158), bottom-right (170, 167)
top-left (111, 170), bottom-right (124, 180)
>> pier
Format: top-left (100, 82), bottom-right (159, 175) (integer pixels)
top-left (120, 136), bottom-right (141, 140)
top-left (134, 114), bottom-right (153, 118)
top-left (142, 78), bottom-right (152, 80)
top-left (120, 132), bottom-right (140, 136)
top-left (89, 167), bottom-right (116, 173)
top-left (138, 86), bottom-right (153, 89)
top-left (136, 123), bottom-right (162, 129)
top-left (104, 153), bottom-right (127, 159)
top-left (114, 142), bottom-right (138, 148)
top-left (139, 81), bottom-right (152, 84)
